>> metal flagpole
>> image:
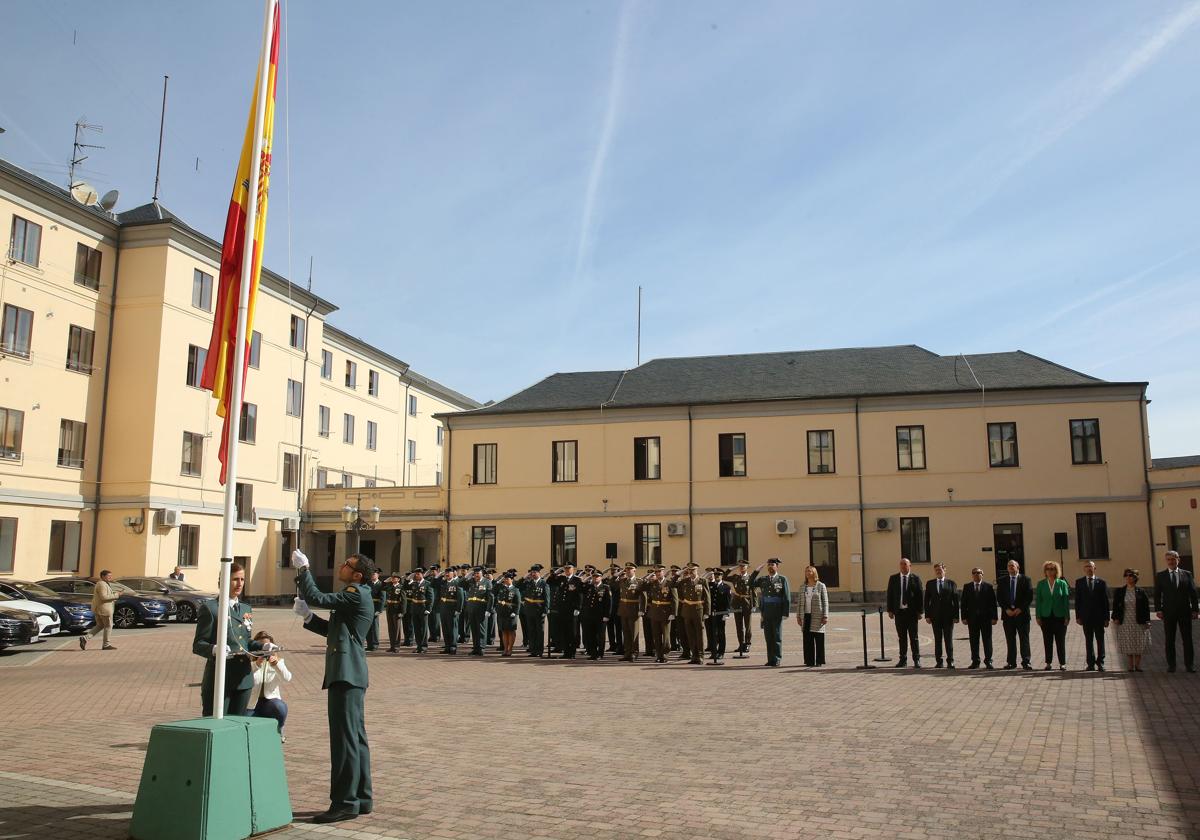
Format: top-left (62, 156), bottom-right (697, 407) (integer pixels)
top-left (214, 0), bottom-right (278, 720)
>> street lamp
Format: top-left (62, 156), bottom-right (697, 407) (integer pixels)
top-left (342, 493), bottom-right (381, 555)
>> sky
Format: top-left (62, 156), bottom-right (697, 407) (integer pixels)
top-left (2, 1), bottom-right (1198, 455)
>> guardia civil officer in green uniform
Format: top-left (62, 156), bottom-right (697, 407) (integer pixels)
top-left (404, 567), bottom-right (436, 653)
top-left (291, 549), bottom-right (376, 824)
top-left (192, 560), bottom-right (268, 716)
top-left (520, 566), bottom-right (550, 656)
top-left (749, 557), bottom-right (791, 666)
top-left (465, 567), bottom-right (494, 656)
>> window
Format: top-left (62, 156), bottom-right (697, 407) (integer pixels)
top-left (186, 344), bottom-right (206, 387)
top-left (235, 482), bottom-right (254, 523)
top-left (720, 521), bottom-right (748, 565)
top-left (345, 360), bottom-right (357, 388)
top-left (407, 439), bottom-right (417, 463)
top-left (1076, 513), bottom-right (1109, 560)
top-left (283, 451), bottom-right (299, 491)
top-left (635, 523), bottom-right (661, 566)
top-left (0, 407), bottom-right (24, 460)
top-left (809, 527), bottom-right (840, 588)
top-left (321, 349), bottom-right (332, 379)
top-left (408, 393), bottom-right (418, 416)
top-left (342, 473), bottom-right (353, 489)
top-left (473, 443), bottom-right (497, 484)
top-left (178, 524), bottom-right (199, 568)
top-left (318, 405), bottom-right (330, 437)
top-left (286, 379), bottom-right (303, 417)
top-left (900, 517), bottom-right (931, 564)
top-left (718, 433), bottom-right (746, 477)
top-left (239, 403), bottom-right (257, 443)
top-left (192, 269), bottom-right (213, 311)
top-left (343, 413), bottom-right (355, 444)
top-left (74, 243), bottom-right (102, 290)
top-left (1, 304), bottom-right (33, 358)
top-left (436, 426), bottom-right (444, 446)
top-left (289, 315), bottom-right (306, 350)
top-left (435, 469), bottom-right (442, 486)
top-left (634, 436), bottom-right (661, 480)
top-left (66, 325), bottom-right (95, 373)
top-left (1070, 419), bottom-right (1102, 465)
top-left (367, 421), bottom-right (378, 451)
top-left (0, 517), bottom-right (15, 573)
top-left (57, 419), bottom-right (86, 468)
top-left (472, 525), bottom-right (496, 566)
top-left (47, 520), bottom-right (81, 572)
top-left (315, 467), bottom-right (328, 489)
top-left (248, 330), bottom-right (261, 369)
top-left (279, 531), bottom-right (295, 568)
top-left (9, 216), bottom-right (41, 266)
top-left (369, 370), bottom-right (379, 397)
top-left (552, 440), bottom-right (578, 482)
top-left (365, 477), bottom-right (377, 488)
top-left (551, 525), bottom-right (577, 566)
top-left (987, 422), bottom-right (1019, 467)
top-left (896, 425), bottom-right (926, 470)
top-left (181, 431), bottom-right (203, 476)
top-left (807, 430), bottom-right (835, 474)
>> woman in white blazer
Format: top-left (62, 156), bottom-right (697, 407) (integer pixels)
top-left (250, 631), bottom-right (292, 741)
top-left (796, 565), bottom-right (829, 667)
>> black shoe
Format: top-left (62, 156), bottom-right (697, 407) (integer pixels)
top-left (1097, 664), bottom-right (1105, 672)
top-left (985, 664), bottom-right (995, 670)
top-left (1086, 665), bottom-right (1095, 671)
top-left (689, 658), bottom-right (702, 665)
top-left (1022, 664), bottom-right (1032, 671)
top-left (656, 657), bottom-right (666, 663)
top-left (1168, 666), bottom-right (1176, 673)
top-left (947, 663), bottom-right (956, 669)
top-left (359, 802), bottom-right (373, 815)
top-left (313, 808), bottom-right (357, 824)
top-left (913, 661), bottom-right (922, 669)
top-left (387, 648), bottom-right (398, 653)
top-left (1043, 664), bottom-right (1052, 671)
top-left (967, 663), bottom-right (979, 670)
top-left (934, 662), bottom-right (943, 669)
top-left (893, 661), bottom-right (907, 668)
top-left (366, 646), bottom-right (377, 652)
top-left (1059, 665), bottom-right (1066, 671)
top-left (1003, 664), bottom-right (1016, 670)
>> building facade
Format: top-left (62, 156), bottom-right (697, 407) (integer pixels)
top-left (1148, 456), bottom-right (1199, 573)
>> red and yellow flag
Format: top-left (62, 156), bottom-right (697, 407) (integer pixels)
top-left (201, 1), bottom-right (281, 485)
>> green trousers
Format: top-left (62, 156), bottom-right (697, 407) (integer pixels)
top-left (328, 683), bottom-right (372, 812)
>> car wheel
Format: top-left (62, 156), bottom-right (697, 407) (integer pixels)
top-left (177, 602), bottom-right (196, 623)
top-left (113, 606), bottom-right (138, 629)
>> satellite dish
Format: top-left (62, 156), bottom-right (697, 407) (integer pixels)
top-left (99, 189), bottom-right (119, 211)
top-left (70, 182), bottom-right (100, 206)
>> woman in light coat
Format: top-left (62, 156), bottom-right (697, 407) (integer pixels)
top-left (796, 565), bottom-right (829, 667)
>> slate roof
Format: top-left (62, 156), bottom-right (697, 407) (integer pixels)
top-left (459, 345), bottom-right (1135, 417)
top-left (1152, 455), bottom-right (1200, 470)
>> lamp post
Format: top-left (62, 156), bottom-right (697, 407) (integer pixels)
top-left (342, 493), bottom-right (381, 556)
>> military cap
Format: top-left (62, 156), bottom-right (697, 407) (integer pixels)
top-left (530, 564), bottom-right (543, 572)
top-left (608, 564), bottom-right (620, 570)
top-left (767, 557), bottom-right (782, 564)
top-left (669, 565), bottom-right (681, 571)
top-left (484, 568), bottom-right (496, 575)
top-left (712, 568), bottom-right (725, 578)
top-left (413, 567), bottom-right (426, 573)
top-left (654, 564), bottom-right (666, 570)
top-left (590, 569), bottom-right (603, 577)
top-left (428, 564), bottom-right (440, 570)
top-left (624, 562), bottom-right (637, 569)
top-left (500, 571), bottom-right (514, 580)
top-left (687, 562), bottom-right (700, 568)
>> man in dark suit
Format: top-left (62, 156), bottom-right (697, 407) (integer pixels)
top-left (924, 563), bottom-right (959, 668)
top-left (960, 567), bottom-right (998, 669)
top-left (886, 557), bottom-right (924, 668)
top-left (998, 559), bottom-right (1033, 670)
top-left (1155, 551), bottom-right (1199, 673)
top-left (1074, 560), bottom-right (1110, 672)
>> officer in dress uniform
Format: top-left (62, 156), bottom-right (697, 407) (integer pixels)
top-left (520, 566), bottom-right (550, 656)
top-left (193, 560), bottom-right (267, 716)
top-left (644, 568), bottom-right (679, 663)
top-left (426, 566), bottom-right (442, 643)
top-left (483, 568), bottom-right (499, 648)
top-left (365, 569), bottom-right (384, 651)
top-left (727, 560), bottom-right (754, 655)
top-left (667, 566), bottom-right (683, 652)
top-left (290, 550), bottom-right (375, 824)
top-left (672, 564), bottom-right (711, 664)
top-left (706, 568), bottom-right (733, 662)
top-left (438, 569), bottom-right (466, 654)
top-left (465, 567), bottom-right (494, 656)
top-left (641, 567), bottom-right (660, 657)
top-left (404, 568), bottom-right (435, 654)
top-left (384, 573), bottom-right (406, 653)
top-left (617, 562), bottom-right (646, 662)
top-left (494, 572), bottom-right (523, 656)
top-left (750, 558), bottom-right (791, 666)
top-left (605, 564), bottom-right (623, 654)
top-left (580, 569), bottom-right (613, 660)
top-left (455, 566), bottom-right (472, 645)
top-left (551, 564), bottom-right (583, 658)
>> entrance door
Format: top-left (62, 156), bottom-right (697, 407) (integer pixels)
top-left (808, 527), bottom-right (839, 588)
top-left (1169, 526), bottom-right (1194, 573)
top-left (992, 524), bottom-right (1024, 581)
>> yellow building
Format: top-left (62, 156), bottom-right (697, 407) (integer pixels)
top-left (1149, 456), bottom-right (1199, 572)
top-left (0, 157), bottom-right (477, 598)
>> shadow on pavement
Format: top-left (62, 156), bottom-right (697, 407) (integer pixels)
top-left (0, 803), bottom-right (132, 840)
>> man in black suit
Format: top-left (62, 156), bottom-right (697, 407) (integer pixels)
top-left (924, 563), bottom-right (959, 668)
top-left (960, 567), bottom-right (998, 669)
top-left (1074, 560), bottom-right (1110, 672)
top-left (1155, 551), bottom-right (1199, 673)
top-left (886, 557), bottom-right (924, 668)
top-left (997, 558), bottom-right (1033, 670)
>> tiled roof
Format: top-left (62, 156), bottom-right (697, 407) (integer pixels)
top-left (1152, 455), bottom-right (1200, 470)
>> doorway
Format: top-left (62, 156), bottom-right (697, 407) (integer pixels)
top-left (808, 527), bottom-right (839, 588)
top-left (992, 524), bottom-right (1024, 581)
top-left (1169, 526), bottom-right (1194, 573)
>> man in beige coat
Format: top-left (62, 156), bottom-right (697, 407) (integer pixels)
top-left (81, 569), bottom-right (119, 650)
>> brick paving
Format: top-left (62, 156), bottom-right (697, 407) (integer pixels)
top-left (1, 608), bottom-right (1198, 840)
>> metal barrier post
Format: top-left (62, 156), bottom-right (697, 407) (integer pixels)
top-left (874, 605), bottom-right (891, 662)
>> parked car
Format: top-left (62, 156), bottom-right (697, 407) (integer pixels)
top-left (0, 580), bottom-right (94, 633)
top-left (116, 577), bottom-right (214, 623)
top-left (36, 578), bottom-right (173, 629)
top-left (0, 604), bottom-right (39, 650)
top-left (0, 588), bottom-right (60, 639)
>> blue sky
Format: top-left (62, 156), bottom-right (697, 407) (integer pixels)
top-left (3, 1), bottom-right (1197, 455)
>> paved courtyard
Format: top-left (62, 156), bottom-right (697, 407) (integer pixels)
top-left (1, 607), bottom-right (1199, 840)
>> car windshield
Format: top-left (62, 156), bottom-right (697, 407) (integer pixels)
top-left (162, 580), bottom-right (198, 591)
top-left (108, 582), bottom-right (133, 593)
top-left (14, 583), bottom-right (58, 597)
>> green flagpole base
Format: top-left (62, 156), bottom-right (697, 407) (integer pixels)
top-left (130, 717), bottom-right (292, 840)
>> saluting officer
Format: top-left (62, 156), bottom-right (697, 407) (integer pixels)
top-left (617, 562), bottom-right (646, 662)
top-left (494, 572), bottom-right (523, 656)
top-left (726, 560), bottom-right (754, 655)
top-left (290, 550), bottom-right (375, 824)
top-left (405, 567), bottom-right (435, 654)
top-left (551, 563), bottom-right (583, 659)
top-left (672, 563), bottom-right (711, 664)
top-left (605, 564), bottom-right (623, 654)
top-left (520, 566), bottom-right (550, 656)
top-left (667, 566), bottom-right (683, 652)
top-left (384, 573), bottom-right (406, 653)
top-left (455, 566), bottom-right (472, 645)
top-left (426, 566), bottom-right (443, 643)
top-left (483, 568), bottom-right (499, 648)
top-left (365, 569), bottom-right (384, 651)
top-left (706, 568), bottom-right (733, 662)
top-left (438, 569), bottom-right (466, 654)
top-left (580, 569), bottom-right (613, 660)
top-left (644, 568), bottom-right (679, 663)
top-left (465, 567), bottom-right (494, 656)
top-left (193, 560), bottom-right (268, 716)
top-left (750, 558), bottom-right (791, 667)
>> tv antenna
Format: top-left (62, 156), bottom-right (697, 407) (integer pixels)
top-left (68, 117), bottom-right (104, 191)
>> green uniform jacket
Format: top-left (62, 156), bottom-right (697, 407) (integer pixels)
top-left (384, 581), bottom-right (406, 613)
top-left (1035, 578), bottom-right (1071, 619)
top-left (438, 580), bottom-right (466, 613)
top-left (616, 578), bottom-right (647, 618)
top-left (296, 568), bottom-right (373, 690)
top-left (644, 579), bottom-right (678, 621)
top-left (465, 579), bottom-right (494, 611)
top-left (749, 571), bottom-right (791, 618)
top-left (519, 578), bottom-right (550, 616)
top-left (193, 599), bottom-right (261, 691)
top-left (404, 580), bottom-right (435, 613)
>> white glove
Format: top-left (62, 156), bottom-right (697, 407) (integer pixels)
top-left (424, 610), bottom-right (430, 615)
top-left (211, 644), bottom-right (231, 658)
top-left (261, 642), bottom-right (280, 652)
top-left (292, 597), bottom-right (313, 621)
top-left (638, 612), bottom-right (644, 618)
top-left (573, 610), bottom-right (580, 617)
top-left (291, 549), bottom-right (310, 569)
top-left (602, 617), bottom-right (609, 623)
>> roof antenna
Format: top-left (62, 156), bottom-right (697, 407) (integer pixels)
top-left (152, 75), bottom-right (169, 209)
top-left (957, 353), bottom-right (985, 408)
top-left (68, 117), bottom-right (104, 191)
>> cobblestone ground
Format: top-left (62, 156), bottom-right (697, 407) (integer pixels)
top-left (1, 607), bottom-right (1198, 840)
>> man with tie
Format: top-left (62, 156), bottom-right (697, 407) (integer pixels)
top-left (1155, 550), bottom-right (1199, 673)
top-left (924, 563), bottom-right (959, 668)
top-left (998, 558), bottom-right (1033, 670)
top-left (886, 558), bottom-right (924, 668)
top-left (960, 567), bottom-right (998, 669)
top-left (1074, 560), bottom-right (1110, 672)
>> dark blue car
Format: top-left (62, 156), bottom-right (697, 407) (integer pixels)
top-left (0, 580), bottom-right (94, 633)
top-left (36, 578), bottom-right (171, 629)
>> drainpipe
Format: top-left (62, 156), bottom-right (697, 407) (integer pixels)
top-left (401, 381), bottom-right (411, 486)
top-left (855, 398), bottom-right (867, 603)
top-left (1138, 385), bottom-right (1158, 577)
top-left (687, 406), bottom-right (694, 567)
top-left (444, 422), bottom-right (452, 565)
top-left (88, 224), bottom-right (121, 577)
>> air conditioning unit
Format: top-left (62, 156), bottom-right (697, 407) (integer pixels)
top-left (876, 517), bottom-right (893, 531)
top-left (666, 522), bottom-right (688, 537)
top-left (156, 508), bottom-right (182, 529)
top-left (775, 519), bottom-right (797, 535)
top-left (282, 516), bottom-right (301, 531)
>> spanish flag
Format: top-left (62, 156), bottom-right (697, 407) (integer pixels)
top-left (201, 0), bottom-right (281, 485)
